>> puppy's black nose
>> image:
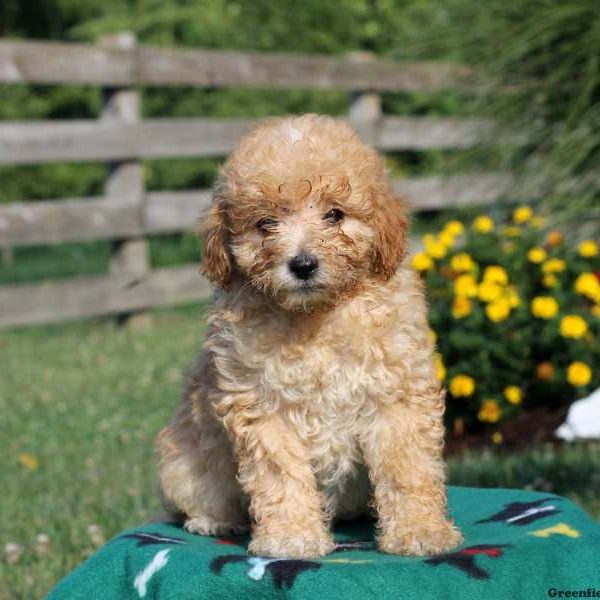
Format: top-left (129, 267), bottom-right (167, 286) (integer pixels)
top-left (288, 254), bottom-right (319, 280)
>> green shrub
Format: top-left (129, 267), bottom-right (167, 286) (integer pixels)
top-left (412, 205), bottom-right (600, 434)
top-left (406, 0), bottom-right (600, 224)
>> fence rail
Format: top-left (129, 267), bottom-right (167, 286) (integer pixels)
top-left (0, 116), bottom-right (494, 165)
top-left (0, 36), bottom-right (518, 329)
top-left (0, 174), bottom-right (517, 248)
top-left (0, 265), bottom-right (211, 328)
top-left (0, 39), bottom-right (471, 91)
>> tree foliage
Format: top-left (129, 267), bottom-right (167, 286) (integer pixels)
top-left (406, 0), bottom-right (600, 225)
top-left (0, 0), bottom-right (448, 203)
top-left (1, 0), bottom-right (597, 229)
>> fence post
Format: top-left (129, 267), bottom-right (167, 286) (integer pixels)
top-left (1, 246), bottom-right (14, 267)
top-left (100, 32), bottom-right (151, 329)
top-left (347, 52), bottom-right (382, 145)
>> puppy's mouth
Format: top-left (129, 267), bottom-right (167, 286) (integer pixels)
top-left (293, 281), bottom-right (325, 294)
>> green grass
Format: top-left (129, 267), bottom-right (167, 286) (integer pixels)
top-left (1, 309), bottom-right (599, 598)
top-left (448, 446), bottom-right (600, 521)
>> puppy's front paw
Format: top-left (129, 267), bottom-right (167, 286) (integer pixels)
top-left (249, 531), bottom-right (335, 559)
top-left (378, 518), bottom-right (463, 556)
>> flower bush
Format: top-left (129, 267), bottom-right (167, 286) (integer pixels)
top-left (412, 207), bottom-right (600, 437)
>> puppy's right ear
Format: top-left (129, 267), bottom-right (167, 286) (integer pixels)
top-left (200, 199), bottom-right (232, 289)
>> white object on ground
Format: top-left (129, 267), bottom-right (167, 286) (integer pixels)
top-left (555, 387), bottom-right (600, 441)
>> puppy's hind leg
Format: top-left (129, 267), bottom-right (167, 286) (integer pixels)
top-left (157, 403), bottom-right (248, 536)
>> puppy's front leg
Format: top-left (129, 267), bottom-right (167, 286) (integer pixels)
top-left (360, 391), bottom-right (463, 556)
top-left (225, 409), bottom-right (334, 558)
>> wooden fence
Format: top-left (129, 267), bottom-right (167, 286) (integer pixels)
top-left (0, 34), bottom-right (517, 329)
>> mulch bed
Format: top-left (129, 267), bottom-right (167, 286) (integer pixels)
top-left (445, 406), bottom-right (570, 457)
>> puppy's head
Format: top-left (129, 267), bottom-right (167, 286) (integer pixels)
top-left (201, 114), bottom-right (407, 311)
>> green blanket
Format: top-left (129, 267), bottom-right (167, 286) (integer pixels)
top-left (49, 487), bottom-right (600, 599)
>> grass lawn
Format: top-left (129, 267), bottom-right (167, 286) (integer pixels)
top-left (1, 307), bottom-right (599, 599)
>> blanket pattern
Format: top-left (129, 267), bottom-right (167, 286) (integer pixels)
top-left (48, 487), bottom-right (600, 599)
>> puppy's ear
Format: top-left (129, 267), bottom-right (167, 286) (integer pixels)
top-left (370, 184), bottom-right (408, 279)
top-left (200, 199), bottom-right (232, 289)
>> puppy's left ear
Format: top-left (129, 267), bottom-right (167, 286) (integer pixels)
top-left (370, 184), bottom-right (408, 279)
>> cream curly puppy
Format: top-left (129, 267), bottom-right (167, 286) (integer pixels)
top-left (157, 114), bottom-right (462, 559)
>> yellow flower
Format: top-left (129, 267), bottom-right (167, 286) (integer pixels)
top-left (578, 240), bottom-right (599, 258)
top-left (443, 220), bottom-right (464, 237)
top-left (473, 215), bottom-right (494, 233)
top-left (559, 315), bottom-right (588, 339)
top-left (506, 286), bottom-right (520, 308)
top-left (593, 305), bottom-right (600, 318)
top-left (574, 273), bottom-right (600, 302)
top-left (18, 452), bottom-right (39, 471)
top-left (546, 230), bottom-right (563, 247)
top-left (438, 230), bottom-right (456, 248)
top-left (536, 362), bottom-right (555, 381)
top-left (527, 247), bottom-right (547, 263)
top-left (542, 259), bottom-right (566, 274)
top-left (502, 226), bottom-right (521, 238)
top-left (454, 274), bottom-right (478, 298)
top-left (483, 265), bottom-right (509, 285)
top-left (543, 274), bottom-right (557, 288)
top-left (492, 431), bottom-right (503, 445)
top-left (449, 374), bottom-right (476, 397)
top-left (575, 273), bottom-right (600, 294)
top-left (567, 362), bottom-right (592, 387)
top-left (478, 399), bottom-right (501, 423)
top-left (451, 252), bottom-right (476, 272)
top-left (513, 206), bottom-right (533, 224)
top-left (478, 280), bottom-right (503, 303)
top-left (452, 296), bottom-right (473, 319)
top-left (423, 235), bottom-right (448, 259)
top-left (531, 216), bottom-right (546, 228)
top-left (486, 298), bottom-right (511, 322)
top-left (412, 252), bottom-right (434, 272)
top-left (435, 353), bottom-right (446, 382)
top-left (531, 296), bottom-right (559, 319)
top-left (504, 386), bottom-right (522, 405)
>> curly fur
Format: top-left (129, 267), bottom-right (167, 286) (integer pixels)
top-left (157, 114), bottom-right (463, 558)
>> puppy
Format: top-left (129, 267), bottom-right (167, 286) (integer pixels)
top-left (157, 114), bottom-right (462, 558)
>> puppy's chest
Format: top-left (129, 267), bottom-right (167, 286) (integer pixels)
top-left (232, 316), bottom-right (401, 415)
top-left (218, 311), bottom-right (403, 475)
top-left (271, 343), bottom-right (358, 399)
top-left (267, 342), bottom-right (370, 471)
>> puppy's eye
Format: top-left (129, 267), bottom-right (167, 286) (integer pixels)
top-left (257, 218), bottom-right (278, 232)
top-left (323, 208), bottom-right (344, 223)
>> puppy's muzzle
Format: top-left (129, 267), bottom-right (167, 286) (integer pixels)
top-left (288, 253), bottom-right (319, 281)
